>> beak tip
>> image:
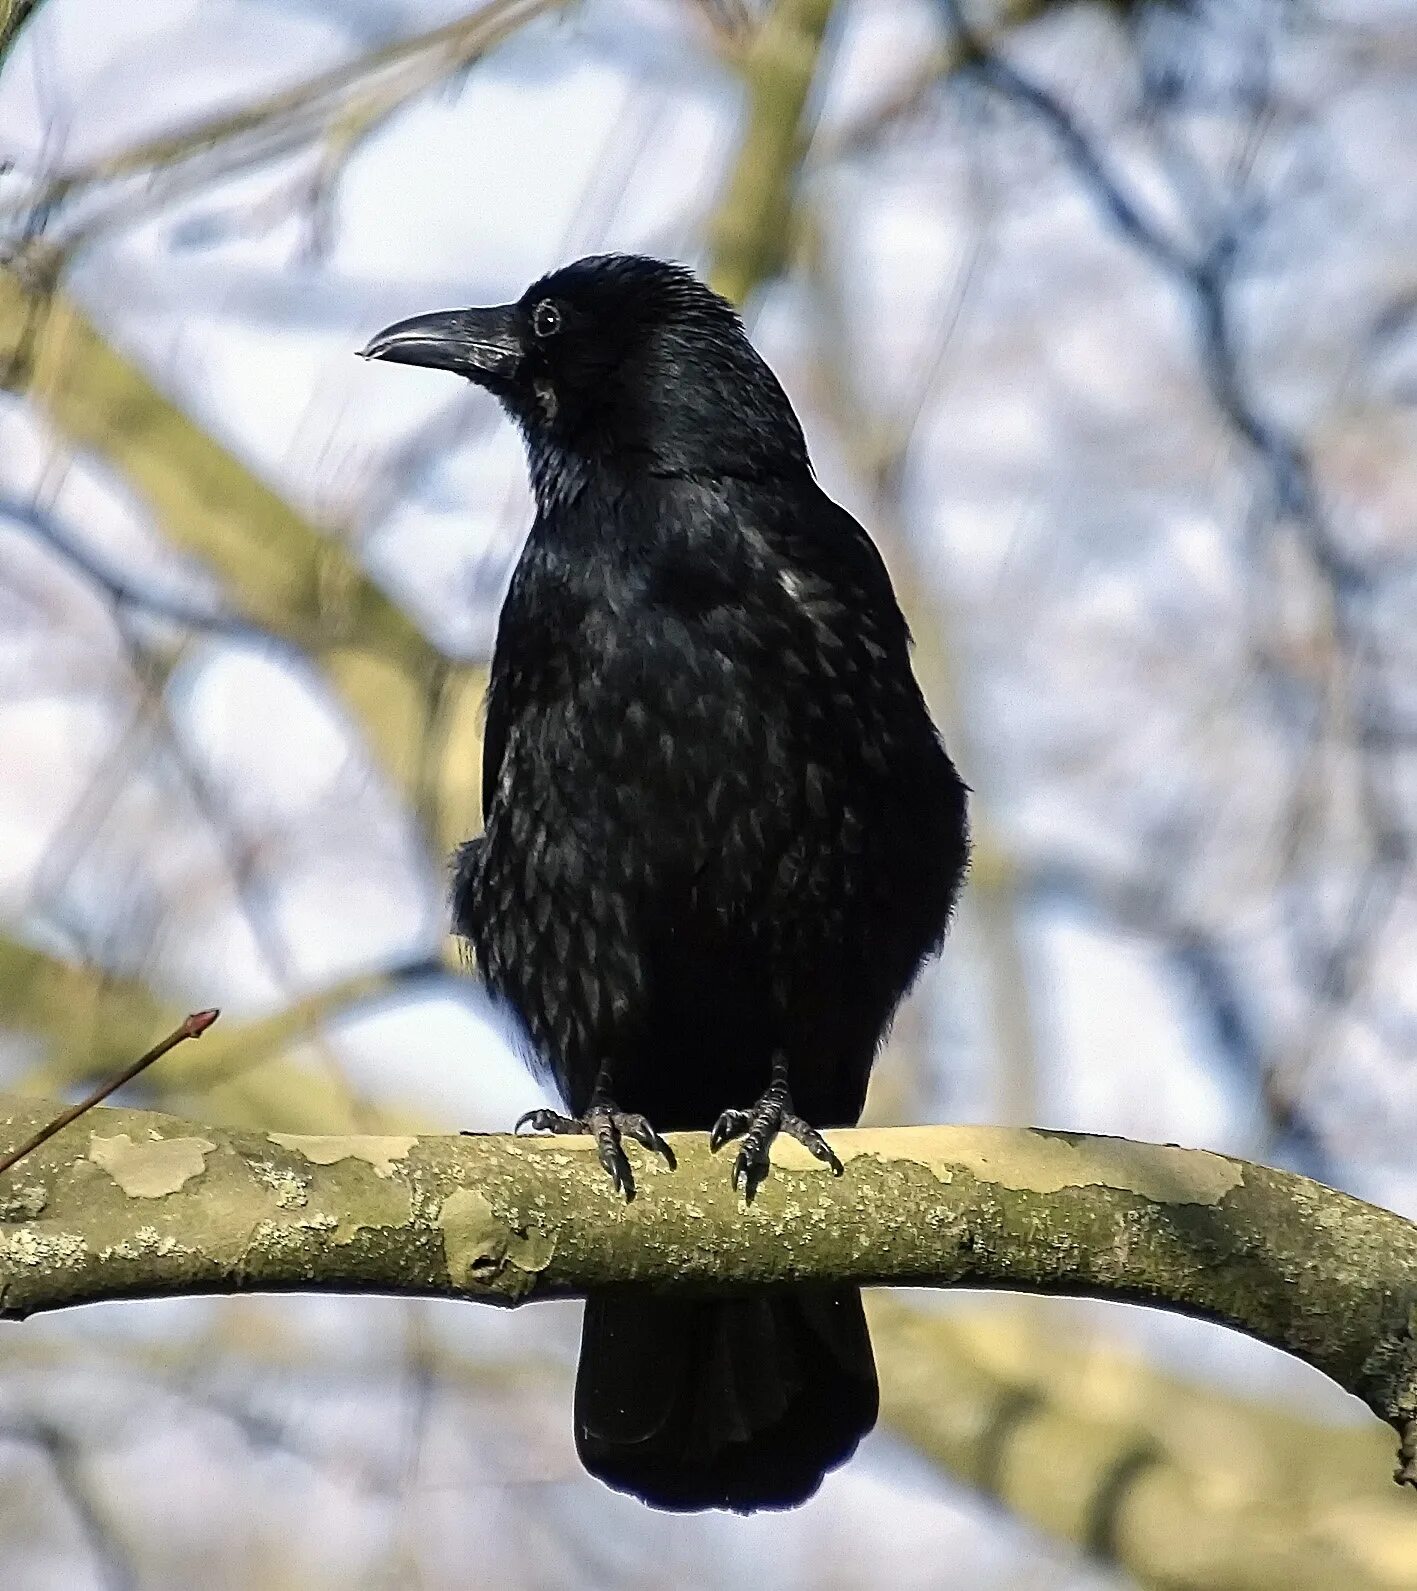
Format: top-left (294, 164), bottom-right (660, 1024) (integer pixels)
top-left (357, 307), bottom-right (522, 380)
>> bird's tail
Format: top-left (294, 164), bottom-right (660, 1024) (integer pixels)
top-left (574, 1286), bottom-right (878, 1513)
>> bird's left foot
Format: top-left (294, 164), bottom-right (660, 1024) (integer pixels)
top-left (709, 1084), bottom-right (843, 1198)
top-left (514, 1102), bottom-right (674, 1198)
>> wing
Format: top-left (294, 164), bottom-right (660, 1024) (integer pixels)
top-left (478, 529), bottom-right (553, 826)
top-left (480, 651), bottom-right (510, 827)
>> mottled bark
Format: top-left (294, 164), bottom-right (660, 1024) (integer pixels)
top-left (1, 1095), bottom-right (1415, 1492)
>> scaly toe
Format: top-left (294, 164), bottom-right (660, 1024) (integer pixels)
top-left (592, 1127), bottom-right (633, 1196)
top-left (580, 1108), bottom-right (631, 1200)
top-left (514, 1108), bottom-right (581, 1135)
top-left (731, 1137), bottom-right (775, 1198)
top-left (781, 1113), bottom-right (844, 1175)
top-left (619, 1113), bottom-right (676, 1169)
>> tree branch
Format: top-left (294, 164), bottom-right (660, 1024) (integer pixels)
top-left (2, 0), bottom-right (561, 244)
top-left (0, 0), bottom-right (42, 72)
top-left (0, 268), bottom-right (487, 836)
top-left (1, 1095), bottom-right (1415, 1491)
top-left (0, 938), bottom-right (434, 1132)
top-left (871, 1297), bottom-right (1417, 1590)
top-left (707, 0), bottom-right (837, 305)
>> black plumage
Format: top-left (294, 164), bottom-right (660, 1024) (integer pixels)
top-left (362, 255), bottom-right (968, 1513)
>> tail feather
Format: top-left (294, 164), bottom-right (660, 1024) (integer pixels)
top-left (574, 1287), bottom-right (877, 1513)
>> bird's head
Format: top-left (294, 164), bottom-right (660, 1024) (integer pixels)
top-left (361, 254), bottom-right (808, 492)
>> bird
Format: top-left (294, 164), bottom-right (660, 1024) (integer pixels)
top-left (361, 254), bottom-right (969, 1513)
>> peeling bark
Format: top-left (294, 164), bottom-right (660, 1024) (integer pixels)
top-left (2, 1095), bottom-right (1416, 1489)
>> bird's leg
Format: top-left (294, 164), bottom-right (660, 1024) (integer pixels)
top-left (709, 1051), bottom-right (844, 1198)
top-left (514, 1064), bottom-right (674, 1199)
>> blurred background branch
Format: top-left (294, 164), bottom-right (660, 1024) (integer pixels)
top-left (871, 1295), bottom-right (1417, 1591)
top-left (0, 0), bottom-right (41, 71)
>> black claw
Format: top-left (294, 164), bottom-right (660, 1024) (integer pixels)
top-left (731, 1143), bottom-right (771, 1200)
top-left (709, 1109), bottom-right (749, 1154)
top-left (595, 1131), bottom-right (632, 1196)
top-left (515, 1108), bottom-right (578, 1135)
top-left (621, 1115), bottom-right (652, 1147)
top-left (624, 1116), bottom-right (677, 1169)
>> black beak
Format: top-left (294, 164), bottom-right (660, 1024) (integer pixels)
top-left (359, 305), bottom-right (524, 383)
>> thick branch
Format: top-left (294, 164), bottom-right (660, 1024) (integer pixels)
top-left (1, 1095), bottom-right (1415, 1488)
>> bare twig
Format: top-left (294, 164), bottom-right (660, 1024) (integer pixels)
top-left (1, 0), bottom-right (564, 253)
top-left (0, 1008), bottom-right (218, 1176)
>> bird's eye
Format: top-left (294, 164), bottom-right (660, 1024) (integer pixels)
top-left (531, 300), bottom-right (563, 339)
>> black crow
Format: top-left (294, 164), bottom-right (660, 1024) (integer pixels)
top-left (362, 255), bottom-right (968, 1513)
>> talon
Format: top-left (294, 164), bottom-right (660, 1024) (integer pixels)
top-left (622, 1115), bottom-right (677, 1169)
top-left (595, 1131), bottom-right (631, 1195)
top-left (709, 1109), bottom-right (750, 1153)
top-left (515, 1108), bottom-right (577, 1135)
top-left (731, 1142), bottom-right (771, 1200)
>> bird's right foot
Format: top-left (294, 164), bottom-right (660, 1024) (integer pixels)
top-left (709, 1083), bottom-right (843, 1199)
top-left (514, 1102), bottom-right (674, 1198)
